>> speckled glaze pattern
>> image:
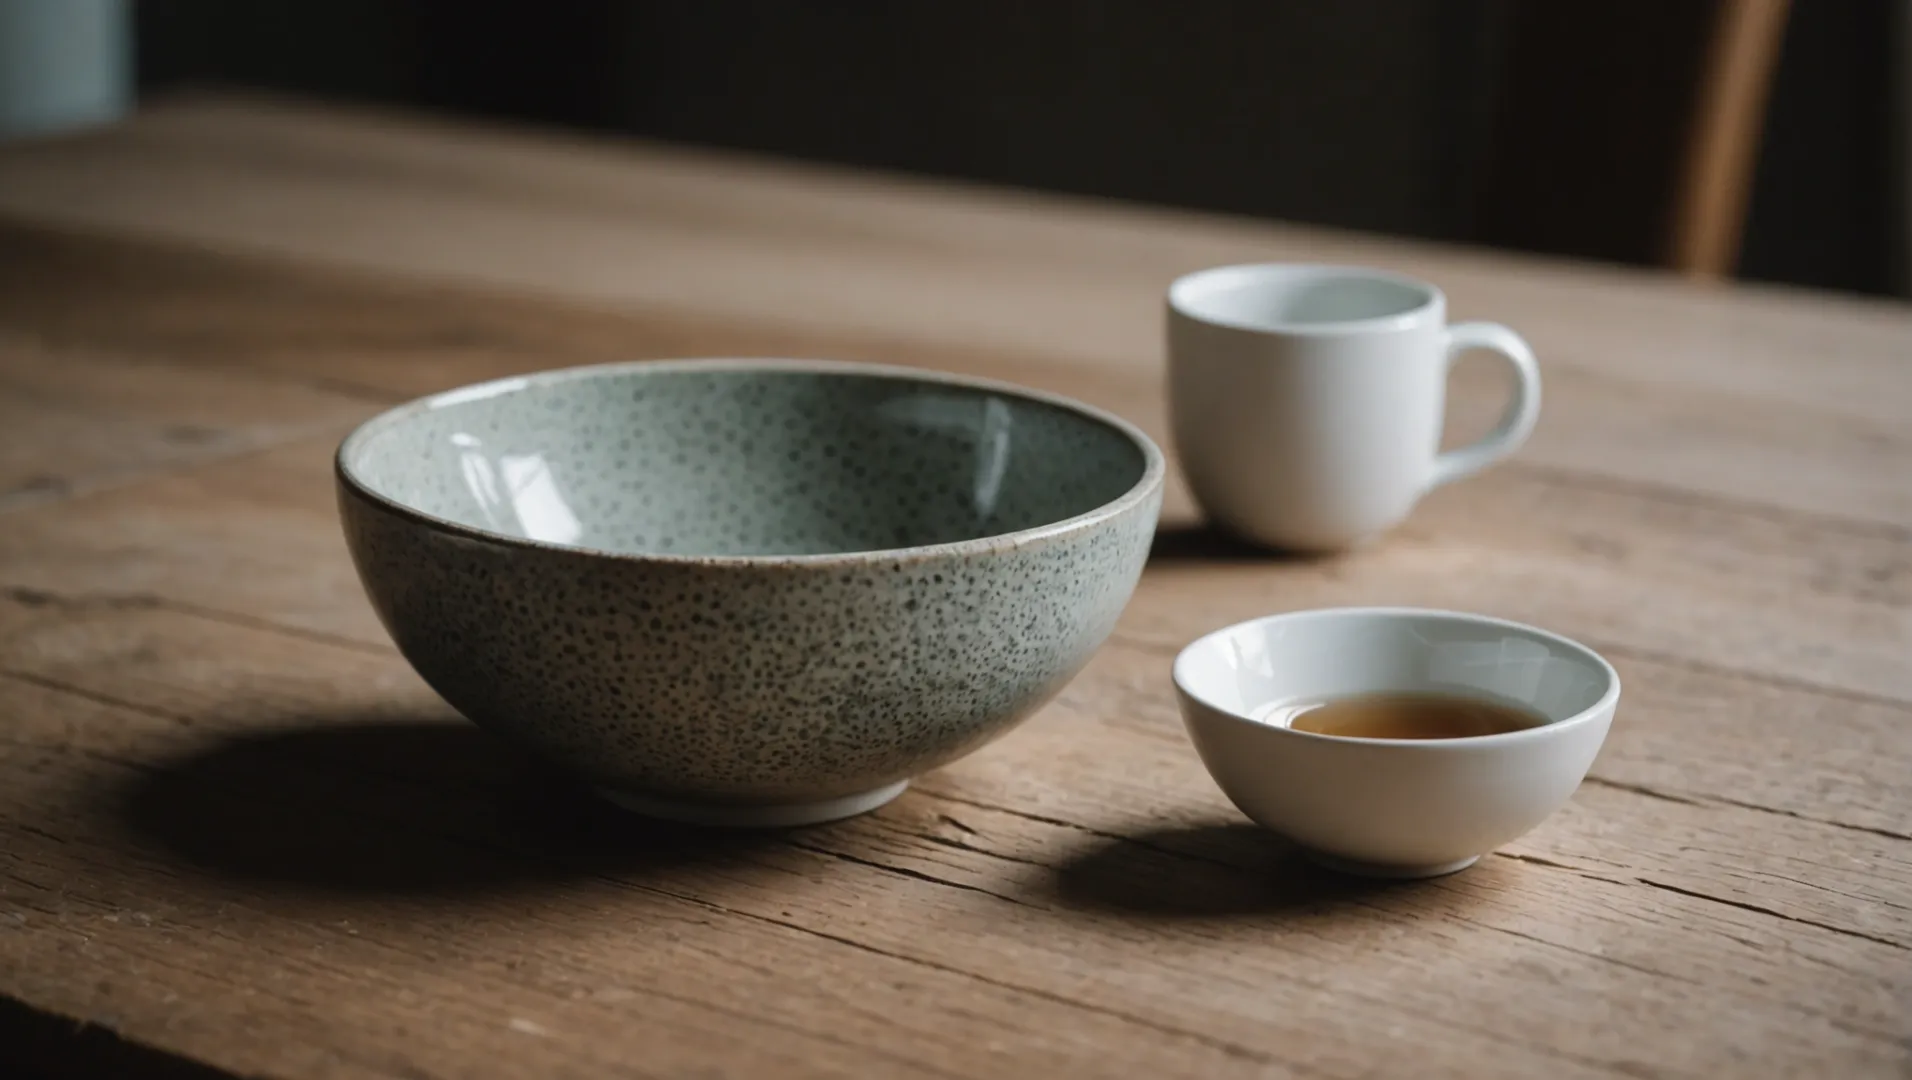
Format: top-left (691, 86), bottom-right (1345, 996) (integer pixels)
top-left (336, 360), bottom-right (1164, 818)
top-left (351, 366), bottom-right (1144, 557)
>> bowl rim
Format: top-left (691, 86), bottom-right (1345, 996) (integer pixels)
top-left (1171, 606), bottom-right (1621, 748)
top-left (335, 357), bottom-right (1167, 566)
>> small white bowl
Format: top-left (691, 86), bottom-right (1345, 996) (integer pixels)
top-left (1173, 607), bottom-right (1619, 877)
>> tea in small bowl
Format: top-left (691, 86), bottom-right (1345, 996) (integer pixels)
top-left (1173, 607), bottom-right (1619, 877)
top-left (1267, 691), bottom-right (1548, 740)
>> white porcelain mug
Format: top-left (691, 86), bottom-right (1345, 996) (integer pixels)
top-left (1167, 263), bottom-right (1541, 551)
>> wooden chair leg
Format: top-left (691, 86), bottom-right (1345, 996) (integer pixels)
top-left (1668, 0), bottom-right (1792, 278)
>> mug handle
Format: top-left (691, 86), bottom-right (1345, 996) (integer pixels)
top-left (1429, 321), bottom-right (1542, 488)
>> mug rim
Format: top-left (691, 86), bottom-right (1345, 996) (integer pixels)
top-left (1171, 606), bottom-right (1621, 748)
top-left (1167, 262), bottom-right (1445, 336)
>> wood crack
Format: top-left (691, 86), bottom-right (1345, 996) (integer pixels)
top-left (781, 840), bottom-right (1044, 910)
top-left (936, 813), bottom-right (978, 837)
top-left (2, 585), bottom-right (393, 657)
top-left (1434, 899), bottom-right (1708, 988)
top-left (916, 832), bottom-right (1051, 869)
top-left (804, 818), bottom-right (1828, 1075)
top-left (915, 791), bottom-right (1261, 874)
top-left (600, 976), bottom-right (973, 1080)
top-left (1579, 776), bottom-right (1710, 807)
top-left (2, 585), bottom-right (163, 613)
top-left (3, 111), bottom-right (1910, 1078)
top-left (9, 842), bottom-right (958, 1078)
top-left (0, 668), bottom-right (199, 728)
top-left (8, 821), bottom-right (69, 848)
top-left (585, 876), bottom-right (1291, 1069)
top-left (1581, 775), bottom-right (1912, 846)
top-left (918, 791), bottom-right (1127, 842)
top-left (1632, 878), bottom-right (1909, 951)
top-left (1688, 794), bottom-right (1912, 845)
top-left (1588, 639), bottom-right (1912, 713)
top-left (14, 666), bottom-right (1909, 965)
top-left (1751, 871), bottom-right (1912, 915)
top-left (1497, 853), bottom-right (1912, 951)
top-left (1494, 851), bottom-right (1599, 874)
top-left (2, 725), bottom-right (1298, 1071)
top-left (1490, 850), bottom-right (1641, 887)
top-left (12, 213), bottom-right (1908, 543)
top-left (0, 419), bottom-right (360, 518)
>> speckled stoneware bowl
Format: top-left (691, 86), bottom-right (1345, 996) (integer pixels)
top-left (337, 359), bottom-right (1164, 826)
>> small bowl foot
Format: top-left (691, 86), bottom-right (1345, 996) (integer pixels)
top-left (1305, 851), bottom-right (1481, 879)
top-left (592, 779), bottom-right (911, 828)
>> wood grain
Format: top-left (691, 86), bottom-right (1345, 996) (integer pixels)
top-left (2, 100), bottom-right (1910, 524)
top-left (3, 597), bottom-right (1908, 1079)
top-left (0, 331), bottom-right (377, 513)
top-left (0, 97), bottom-right (1908, 1079)
top-left (0, 221), bottom-right (1905, 696)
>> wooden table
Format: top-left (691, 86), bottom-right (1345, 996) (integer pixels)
top-left (1, 95), bottom-right (1908, 1079)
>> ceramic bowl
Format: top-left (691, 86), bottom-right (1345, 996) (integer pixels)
top-left (1173, 607), bottom-right (1619, 877)
top-left (337, 359), bottom-right (1165, 826)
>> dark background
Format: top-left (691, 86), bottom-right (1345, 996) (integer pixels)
top-left (135, 0), bottom-right (1902, 295)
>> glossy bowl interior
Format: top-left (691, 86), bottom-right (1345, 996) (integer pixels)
top-left (1174, 607), bottom-right (1615, 725)
top-left (341, 360), bottom-right (1152, 557)
top-left (1174, 607), bottom-right (1619, 876)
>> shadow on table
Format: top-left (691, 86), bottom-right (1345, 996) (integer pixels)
top-left (1045, 822), bottom-right (1416, 917)
top-left (1145, 523), bottom-right (1330, 566)
top-left (113, 715), bottom-right (784, 897)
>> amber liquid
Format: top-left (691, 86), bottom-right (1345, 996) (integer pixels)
top-left (1273, 691), bottom-right (1548, 740)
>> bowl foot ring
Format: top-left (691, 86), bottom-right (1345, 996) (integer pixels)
top-left (1305, 851), bottom-right (1480, 879)
top-left (592, 779), bottom-right (911, 828)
